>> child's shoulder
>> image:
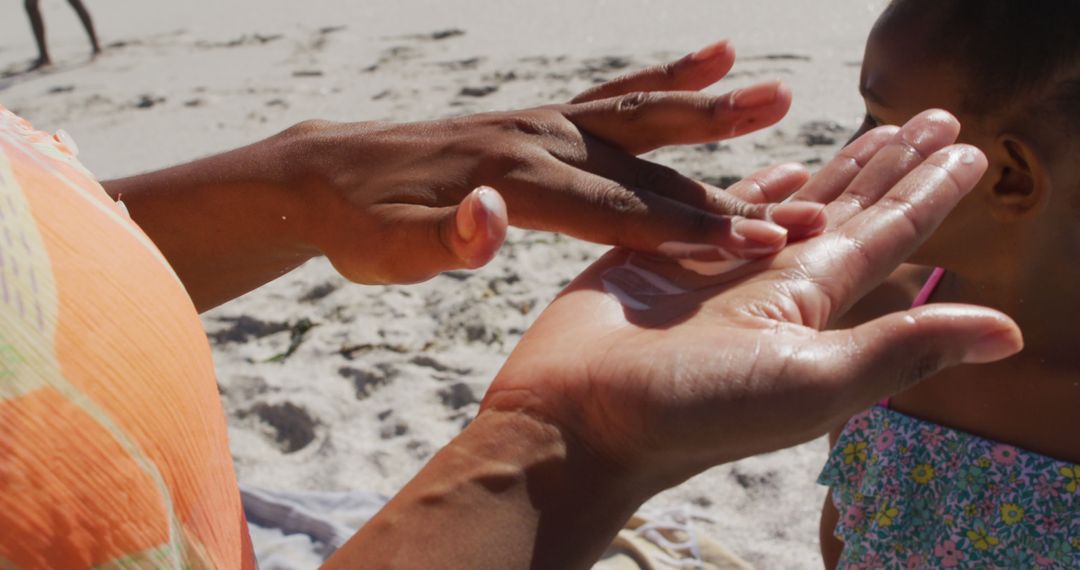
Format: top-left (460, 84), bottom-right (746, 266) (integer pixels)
top-left (833, 264), bottom-right (937, 329)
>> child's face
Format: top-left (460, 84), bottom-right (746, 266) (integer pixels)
top-left (852, 15), bottom-right (1003, 271)
top-left (852, 20), bottom-right (967, 142)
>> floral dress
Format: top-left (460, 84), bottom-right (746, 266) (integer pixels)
top-left (819, 406), bottom-right (1079, 569)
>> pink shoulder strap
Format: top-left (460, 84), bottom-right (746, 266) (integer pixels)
top-left (911, 266), bottom-right (947, 308)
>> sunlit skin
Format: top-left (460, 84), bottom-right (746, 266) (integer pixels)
top-left (820, 12), bottom-right (1080, 567)
top-left (330, 109), bottom-right (1020, 570)
top-left (106, 40), bottom-right (835, 311)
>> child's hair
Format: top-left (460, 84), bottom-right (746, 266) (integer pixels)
top-left (881, 0), bottom-right (1080, 131)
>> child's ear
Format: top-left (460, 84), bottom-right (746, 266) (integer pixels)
top-left (987, 135), bottom-right (1046, 221)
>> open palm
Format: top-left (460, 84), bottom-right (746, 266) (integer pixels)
top-left (485, 111), bottom-right (1022, 489)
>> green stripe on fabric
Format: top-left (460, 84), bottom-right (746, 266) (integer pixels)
top-left (0, 151), bottom-right (52, 401)
top-left (93, 542), bottom-right (189, 570)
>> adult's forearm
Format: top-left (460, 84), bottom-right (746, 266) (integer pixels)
top-left (326, 405), bottom-right (648, 570)
top-left (101, 124), bottom-right (326, 312)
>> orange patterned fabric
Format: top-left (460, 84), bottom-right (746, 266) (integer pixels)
top-left (0, 106), bottom-right (255, 569)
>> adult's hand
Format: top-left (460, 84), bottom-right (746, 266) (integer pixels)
top-left (327, 111), bottom-right (1023, 569)
top-left (287, 39), bottom-right (824, 285)
top-left (107, 40), bottom-right (826, 310)
top-left (489, 109), bottom-right (1022, 480)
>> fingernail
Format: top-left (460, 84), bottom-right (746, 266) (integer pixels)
top-left (732, 218), bottom-right (788, 245)
top-left (688, 40), bottom-right (730, 63)
top-left (457, 190), bottom-right (480, 242)
top-left (769, 201), bottom-right (827, 229)
top-left (739, 243), bottom-right (784, 257)
top-left (730, 81), bottom-right (781, 110)
top-left (678, 258), bottom-right (748, 277)
top-left (899, 109), bottom-right (957, 149)
top-left (935, 145), bottom-right (987, 193)
top-left (962, 328), bottom-right (1023, 364)
top-left (475, 186), bottom-right (506, 236)
top-left (658, 242), bottom-right (748, 263)
top-left (657, 241), bottom-right (719, 258)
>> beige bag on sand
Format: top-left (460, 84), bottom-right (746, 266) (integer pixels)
top-left (594, 510), bottom-right (754, 570)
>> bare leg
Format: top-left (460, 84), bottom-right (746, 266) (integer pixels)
top-left (66, 0), bottom-right (101, 55)
top-left (819, 426), bottom-right (846, 569)
top-left (24, 0), bottom-right (50, 68)
top-left (819, 490), bottom-right (843, 569)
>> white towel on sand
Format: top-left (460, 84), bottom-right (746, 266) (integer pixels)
top-left (241, 484), bottom-right (388, 570)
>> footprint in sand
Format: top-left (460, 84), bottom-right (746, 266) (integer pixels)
top-left (437, 382), bottom-right (478, 410)
top-left (208, 315), bottom-right (289, 345)
top-left (391, 29), bottom-right (465, 42)
top-left (298, 281), bottom-right (337, 303)
top-left (457, 85), bottom-right (499, 98)
top-left (743, 53), bottom-right (812, 62)
top-left (363, 45), bottom-right (423, 73)
top-left (195, 33), bottom-right (283, 50)
top-left (434, 57), bottom-right (484, 71)
top-left (377, 411), bottom-right (409, 440)
top-left (405, 439), bottom-right (433, 461)
top-left (409, 355), bottom-right (471, 375)
top-left (247, 401), bottom-right (318, 453)
top-left (339, 364), bottom-right (397, 399)
top-left (799, 120), bottom-right (848, 147)
top-left (221, 374), bottom-right (271, 401)
top-left (133, 94), bottom-right (166, 109)
top-left (729, 467), bottom-right (780, 496)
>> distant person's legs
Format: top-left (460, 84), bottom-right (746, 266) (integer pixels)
top-left (24, 0), bottom-right (50, 69)
top-left (67, 0), bottom-right (101, 55)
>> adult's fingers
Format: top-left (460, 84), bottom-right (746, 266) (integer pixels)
top-left (725, 163), bottom-right (810, 204)
top-left (563, 81), bottom-right (792, 155)
top-left (571, 40), bottom-right (735, 104)
top-left (798, 143), bottom-right (987, 317)
top-left (450, 187), bottom-right (509, 269)
top-left (519, 167), bottom-right (791, 258)
top-left (816, 304), bottom-right (1022, 416)
top-left (572, 139), bottom-right (824, 236)
top-left (788, 125), bottom-right (898, 204)
top-left (842, 143), bottom-right (985, 259)
top-left (356, 187), bottom-right (508, 284)
top-left (724, 163), bottom-right (827, 240)
top-left (819, 110), bottom-right (960, 228)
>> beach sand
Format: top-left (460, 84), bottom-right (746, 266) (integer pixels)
top-left (1, 1), bottom-right (883, 566)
